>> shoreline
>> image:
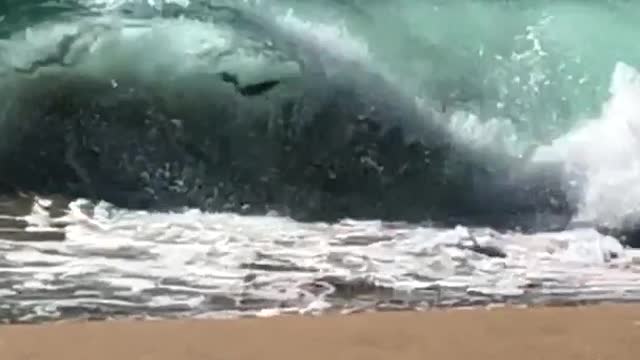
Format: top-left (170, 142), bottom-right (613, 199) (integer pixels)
top-left (1, 304), bottom-right (639, 359)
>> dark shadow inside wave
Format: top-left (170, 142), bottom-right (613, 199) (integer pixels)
top-left (0, 70), bottom-right (574, 233)
top-left (0, 8), bottom-right (576, 233)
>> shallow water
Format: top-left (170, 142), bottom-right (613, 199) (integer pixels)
top-left (2, 0), bottom-right (640, 323)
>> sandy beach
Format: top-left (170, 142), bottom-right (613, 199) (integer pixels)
top-left (1, 305), bottom-right (639, 360)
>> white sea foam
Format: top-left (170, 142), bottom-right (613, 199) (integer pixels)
top-left (0, 198), bottom-right (639, 321)
top-left (534, 62), bottom-right (640, 229)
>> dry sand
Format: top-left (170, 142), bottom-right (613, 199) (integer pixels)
top-left (1, 305), bottom-right (639, 360)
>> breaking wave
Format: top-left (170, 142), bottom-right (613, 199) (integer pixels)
top-left (2, 0), bottom-right (640, 322)
top-left (0, 0), bottom-right (585, 231)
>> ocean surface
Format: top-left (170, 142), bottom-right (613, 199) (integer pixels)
top-left (1, 0), bottom-right (640, 323)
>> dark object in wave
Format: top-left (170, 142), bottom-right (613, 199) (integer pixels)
top-left (0, 8), bottom-right (575, 234)
top-left (219, 72), bottom-right (281, 97)
top-left (459, 242), bottom-right (507, 258)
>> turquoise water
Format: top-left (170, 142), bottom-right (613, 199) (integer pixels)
top-left (3, 0), bottom-right (640, 145)
top-left (269, 0), bottom-right (640, 143)
top-left (1, 0), bottom-right (640, 221)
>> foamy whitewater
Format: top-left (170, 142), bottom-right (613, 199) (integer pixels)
top-left (1, 0), bottom-right (640, 322)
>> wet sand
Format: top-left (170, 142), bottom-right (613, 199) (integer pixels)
top-left (1, 305), bottom-right (639, 360)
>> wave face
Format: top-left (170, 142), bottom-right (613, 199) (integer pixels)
top-left (2, 0), bottom-right (640, 323)
top-left (0, 0), bottom-right (574, 230)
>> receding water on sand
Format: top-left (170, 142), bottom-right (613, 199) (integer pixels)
top-left (0, 196), bottom-right (639, 323)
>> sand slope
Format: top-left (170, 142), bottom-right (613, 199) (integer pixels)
top-left (1, 305), bottom-right (639, 360)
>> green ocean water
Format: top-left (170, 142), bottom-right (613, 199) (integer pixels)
top-left (271, 0), bottom-right (640, 143)
top-left (3, 0), bottom-right (640, 147)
